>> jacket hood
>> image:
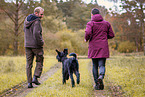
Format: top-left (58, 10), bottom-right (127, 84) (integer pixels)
top-left (24, 14), bottom-right (40, 28)
top-left (91, 14), bottom-right (103, 22)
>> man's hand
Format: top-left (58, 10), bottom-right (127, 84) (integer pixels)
top-left (43, 40), bottom-right (45, 45)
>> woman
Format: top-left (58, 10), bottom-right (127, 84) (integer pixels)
top-left (85, 8), bottom-right (115, 90)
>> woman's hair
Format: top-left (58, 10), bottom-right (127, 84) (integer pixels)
top-left (91, 8), bottom-right (100, 15)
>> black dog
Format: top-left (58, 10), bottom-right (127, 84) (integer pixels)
top-left (56, 49), bottom-right (80, 87)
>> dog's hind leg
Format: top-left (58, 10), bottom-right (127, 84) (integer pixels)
top-left (62, 73), bottom-right (66, 84)
top-left (68, 70), bottom-right (75, 87)
top-left (75, 71), bottom-right (80, 84)
top-left (66, 73), bottom-right (69, 80)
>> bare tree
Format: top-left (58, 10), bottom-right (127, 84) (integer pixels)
top-left (0, 0), bottom-right (37, 55)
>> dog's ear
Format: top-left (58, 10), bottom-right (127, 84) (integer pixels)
top-left (63, 48), bottom-right (68, 55)
top-left (56, 49), bottom-right (60, 54)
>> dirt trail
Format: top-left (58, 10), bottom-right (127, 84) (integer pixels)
top-left (0, 63), bottom-right (61, 97)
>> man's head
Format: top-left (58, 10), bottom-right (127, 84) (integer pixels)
top-left (91, 8), bottom-right (100, 16)
top-left (34, 7), bottom-right (44, 19)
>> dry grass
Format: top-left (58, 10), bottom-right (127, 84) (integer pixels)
top-left (106, 56), bottom-right (145, 96)
top-left (26, 59), bottom-right (94, 97)
top-left (0, 56), bottom-right (57, 93)
top-left (1, 55), bottom-right (145, 97)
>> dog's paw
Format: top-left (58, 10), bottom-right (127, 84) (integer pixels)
top-left (66, 74), bottom-right (69, 80)
top-left (63, 81), bottom-right (66, 84)
top-left (77, 80), bottom-right (80, 84)
top-left (72, 84), bottom-right (75, 87)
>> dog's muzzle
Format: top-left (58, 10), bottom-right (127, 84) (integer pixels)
top-left (56, 55), bottom-right (61, 62)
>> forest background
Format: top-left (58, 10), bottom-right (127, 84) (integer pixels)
top-left (0, 0), bottom-right (144, 56)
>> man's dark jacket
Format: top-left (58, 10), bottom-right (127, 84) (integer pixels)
top-left (24, 14), bottom-right (44, 48)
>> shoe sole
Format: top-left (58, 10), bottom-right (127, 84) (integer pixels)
top-left (28, 87), bottom-right (33, 88)
top-left (28, 86), bottom-right (33, 88)
top-left (32, 82), bottom-right (41, 85)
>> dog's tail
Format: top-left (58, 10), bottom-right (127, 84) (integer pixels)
top-left (69, 53), bottom-right (77, 59)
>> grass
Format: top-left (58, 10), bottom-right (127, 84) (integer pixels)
top-left (26, 59), bottom-right (94, 97)
top-left (1, 55), bottom-right (145, 97)
top-left (0, 56), bottom-right (57, 93)
top-left (105, 56), bottom-right (145, 96)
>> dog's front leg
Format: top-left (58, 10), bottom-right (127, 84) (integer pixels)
top-left (62, 66), bottom-right (66, 84)
top-left (62, 73), bottom-right (66, 84)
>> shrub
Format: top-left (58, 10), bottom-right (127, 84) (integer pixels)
top-left (117, 41), bottom-right (136, 53)
top-left (42, 28), bottom-right (88, 55)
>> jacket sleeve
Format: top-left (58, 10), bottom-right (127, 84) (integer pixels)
top-left (85, 21), bottom-right (93, 42)
top-left (33, 21), bottom-right (44, 46)
top-left (107, 22), bottom-right (115, 39)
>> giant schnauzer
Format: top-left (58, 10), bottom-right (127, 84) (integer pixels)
top-left (56, 49), bottom-right (80, 87)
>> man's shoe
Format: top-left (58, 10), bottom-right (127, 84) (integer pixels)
top-left (28, 83), bottom-right (33, 88)
top-left (32, 76), bottom-right (41, 85)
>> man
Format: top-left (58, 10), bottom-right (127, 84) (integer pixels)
top-left (24, 7), bottom-right (44, 88)
top-left (85, 8), bottom-right (115, 90)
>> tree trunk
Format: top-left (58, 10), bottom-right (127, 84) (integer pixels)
top-left (140, 1), bottom-right (145, 55)
top-left (135, 38), bottom-right (139, 52)
top-left (142, 22), bottom-right (145, 55)
top-left (13, 0), bottom-right (19, 55)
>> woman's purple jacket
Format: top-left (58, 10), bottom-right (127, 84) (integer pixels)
top-left (85, 14), bottom-right (115, 58)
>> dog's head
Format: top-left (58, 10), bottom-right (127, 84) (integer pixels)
top-left (56, 48), bottom-right (68, 62)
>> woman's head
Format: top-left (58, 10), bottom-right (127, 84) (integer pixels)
top-left (91, 8), bottom-right (100, 15)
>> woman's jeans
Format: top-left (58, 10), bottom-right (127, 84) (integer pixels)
top-left (92, 58), bottom-right (106, 84)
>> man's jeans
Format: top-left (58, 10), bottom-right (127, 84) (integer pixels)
top-left (25, 47), bottom-right (44, 83)
top-left (92, 58), bottom-right (106, 84)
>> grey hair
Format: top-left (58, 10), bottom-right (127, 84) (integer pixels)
top-left (34, 7), bottom-right (44, 13)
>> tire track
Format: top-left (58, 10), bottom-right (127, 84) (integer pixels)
top-left (0, 63), bottom-right (61, 97)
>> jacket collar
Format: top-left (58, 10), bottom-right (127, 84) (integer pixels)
top-left (91, 14), bottom-right (103, 22)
